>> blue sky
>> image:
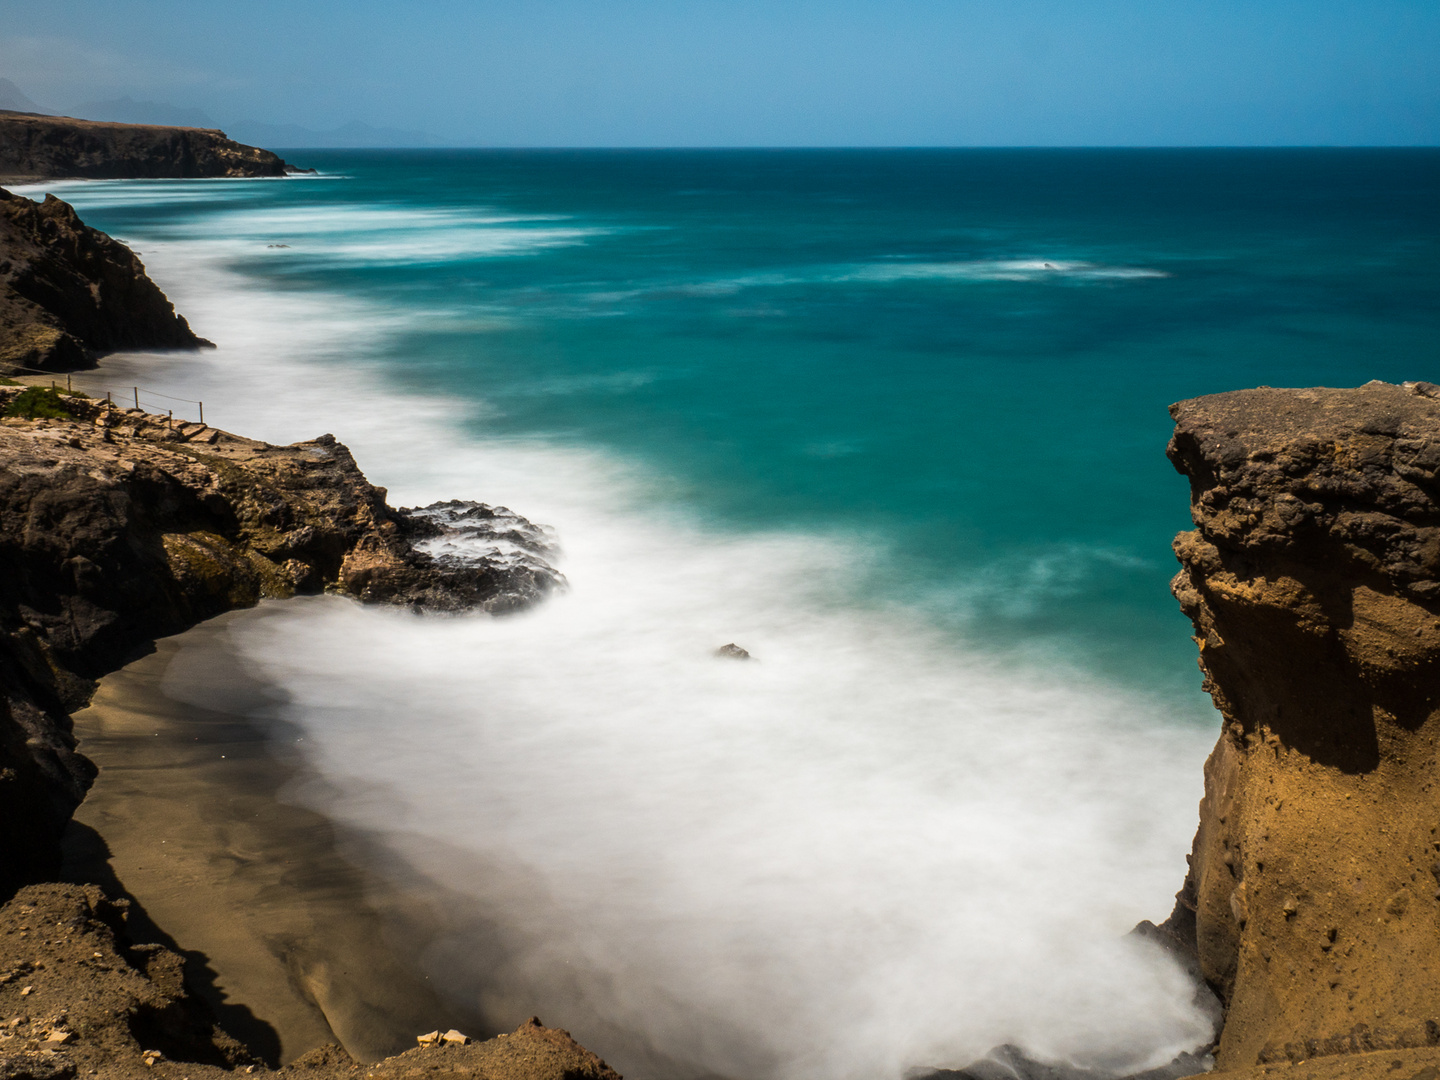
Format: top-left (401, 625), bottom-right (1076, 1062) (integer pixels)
top-left (4, 0), bottom-right (1437, 145)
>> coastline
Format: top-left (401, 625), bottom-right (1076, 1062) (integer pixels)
top-left (7, 159), bottom-right (1438, 1079)
top-left (1, 235), bottom-right (1225, 1079)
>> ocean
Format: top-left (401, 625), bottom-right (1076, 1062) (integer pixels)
top-left (22, 148), bottom-right (1440, 1078)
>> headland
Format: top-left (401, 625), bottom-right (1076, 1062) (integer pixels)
top-left (0, 110), bottom-right (296, 184)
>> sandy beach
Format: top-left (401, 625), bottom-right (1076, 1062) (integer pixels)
top-left (58, 604), bottom-right (487, 1065)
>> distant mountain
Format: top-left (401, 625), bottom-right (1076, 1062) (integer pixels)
top-left (73, 97), bottom-right (217, 129)
top-left (0, 79), bottom-right (53, 115)
top-left (225, 119), bottom-right (448, 148)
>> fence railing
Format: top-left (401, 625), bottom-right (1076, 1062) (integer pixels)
top-left (3, 363), bottom-right (206, 425)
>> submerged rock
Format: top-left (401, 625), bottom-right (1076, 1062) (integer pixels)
top-left (715, 643), bottom-right (752, 660)
top-left (1157, 381), bottom-right (1440, 1072)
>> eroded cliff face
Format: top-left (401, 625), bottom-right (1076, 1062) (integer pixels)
top-left (0, 186), bottom-right (209, 372)
top-left (0, 110), bottom-right (290, 182)
top-left (1162, 381), bottom-right (1440, 1070)
top-left (0, 389), bottom-right (561, 895)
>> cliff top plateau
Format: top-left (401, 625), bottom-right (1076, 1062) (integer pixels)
top-left (1160, 381), bottom-right (1440, 1077)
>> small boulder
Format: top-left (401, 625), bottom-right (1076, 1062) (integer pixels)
top-left (715, 643), bottom-right (751, 660)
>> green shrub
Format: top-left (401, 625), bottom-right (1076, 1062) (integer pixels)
top-left (4, 386), bottom-right (74, 419)
top-left (0, 377), bottom-right (19, 386)
top-left (58, 387), bottom-right (90, 398)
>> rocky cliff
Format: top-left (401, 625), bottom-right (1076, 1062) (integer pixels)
top-left (0, 110), bottom-right (290, 183)
top-left (1, 186), bottom-right (209, 372)
top-left (1161, 381), bottom-right (1440, 1073)
top-left (0, 387), bottom-right (562, 897)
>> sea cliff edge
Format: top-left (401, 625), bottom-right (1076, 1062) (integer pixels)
top-left (1157, 381), bottom-right (1440, 1080)
top-left (0, 110), bottom-right (296, 184)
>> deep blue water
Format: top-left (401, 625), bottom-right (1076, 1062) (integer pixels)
top-left (50, 148), bottom-right (1440, 701)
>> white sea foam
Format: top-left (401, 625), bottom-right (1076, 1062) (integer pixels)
top-left (836, 259), bottom-right (1170, 283)
top-left (59, 185), bottom-right (1214, 1080)
top-left (16, 180), bottom-right (596, 267)
top-left (193, 204), bottom-right (595, 265)
top-left (575, 259), bottom-right (1168, 313)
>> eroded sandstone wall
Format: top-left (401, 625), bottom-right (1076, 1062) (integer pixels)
top-left (1162, 381), bottom-right (1440, 1069)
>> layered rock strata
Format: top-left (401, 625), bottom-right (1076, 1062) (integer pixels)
top-left (0, 111), bottom-right (290, 183)
top-left (1160, 381), bottom-right (1440, 1071)
top-left (0, 387), bottom-right (562, 895)
top-left (1, 186), bottom-right (209, 372)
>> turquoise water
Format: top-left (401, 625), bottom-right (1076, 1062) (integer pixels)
top-left (29, 150), bottom-right (1440, 1077)
top-left (71, 148), bottom-right (1440, 698)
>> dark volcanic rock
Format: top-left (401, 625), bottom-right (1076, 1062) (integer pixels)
top-left (377, 499), bottom-right (565, 613)
top-left (0, 393), bottom-right (560, 895)
top-left (1159, 381), bottom-right (1440, 1072)
top-left (917, 1044), bottom-right (1212, 1080)
top-left (0, 110), bottom-right (289, 183)
top-left (0, 186), bottom-right (208, 372)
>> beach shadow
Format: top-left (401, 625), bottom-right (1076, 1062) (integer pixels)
top-left (60, 819), bottom-right (285, 1067)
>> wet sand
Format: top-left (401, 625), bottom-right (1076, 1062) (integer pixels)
top-left (59, 604), bottom-right (486, 1065)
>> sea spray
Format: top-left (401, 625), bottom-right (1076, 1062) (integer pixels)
top-left (219, 557), bottom-right (1213, 1080)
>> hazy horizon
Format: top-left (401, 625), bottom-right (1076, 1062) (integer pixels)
top-left (2, 0), bottom-right (1436, 147)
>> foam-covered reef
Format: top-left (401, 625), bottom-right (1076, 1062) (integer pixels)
top-left (1158, 381), bottom-right (1440, 1076)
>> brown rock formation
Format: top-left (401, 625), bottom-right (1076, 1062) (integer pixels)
top-left (1161, 381), bottom-right (1440, 1072)
top-left (0, 110), bottom-right (290, 183)
top-left (0, 388), bottom-right (561, 895)
top-left (0, 884), bottom-right (620, 1079)
top-left (0, 186), bottom-right (209, 372)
